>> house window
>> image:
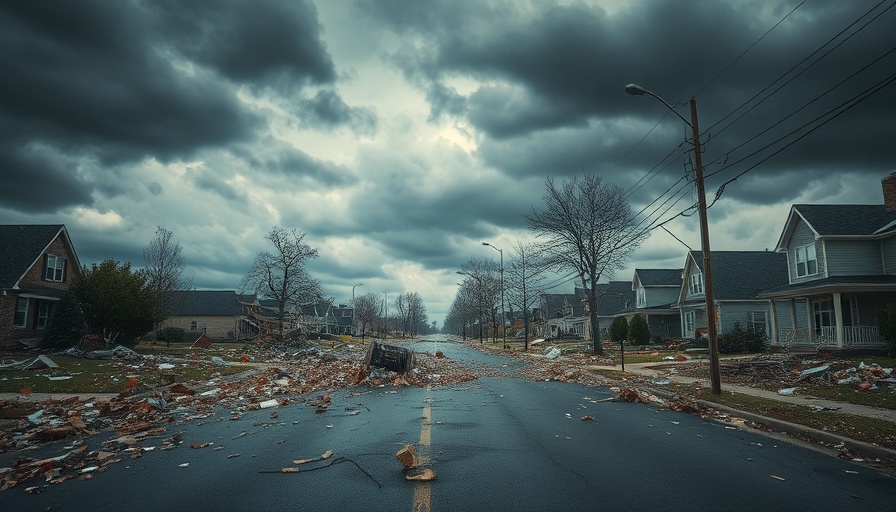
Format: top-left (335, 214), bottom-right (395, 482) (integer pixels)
top-left (190, 320), bottom-right (198, 331)
top-left (689, 273), bottom-right (703, 295)
top-left (813, 300), bottom-right (834, 332)
top-left (14, 298), bottom-right (29, 328)
top-left (685, 311), bottom-right (695, 335)
top-left (37, 301), bottom-right (52, 330)
top-left (795, 243), bottom-right (818, 277)
top-left (750, 311), bottom-right (767, 335)
top-left (637, 289), bottom-right (645, 308)
top-left (45, 255), bottom-right (66, 282)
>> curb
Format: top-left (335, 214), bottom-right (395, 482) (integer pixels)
top-left (643, 385), bottom-right (896, 466)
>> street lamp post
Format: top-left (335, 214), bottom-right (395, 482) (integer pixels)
top-left (625, 83), bottom-right (722, 395)
top-left (483, 243), bottom-right (506, 349)
top-left (351, 283), bottom-right (362, 336)
top-left (457, 271), bottom-right (484, 344)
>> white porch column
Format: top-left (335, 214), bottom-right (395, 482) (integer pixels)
top-left (768, 299), bottom-right (779, 344)
top-left (807, 299), bottom-right (815, 345)
top-left (832, 292), bottom-right (843, 348)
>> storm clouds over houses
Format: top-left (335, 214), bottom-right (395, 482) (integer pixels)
top-left (1, 1), bottom-right (893, 324)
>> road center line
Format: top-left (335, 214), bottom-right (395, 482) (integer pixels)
top-left (413, 387), bottom-right (433, 512)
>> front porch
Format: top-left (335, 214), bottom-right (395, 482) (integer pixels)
top-left (769, 289), bottom-right (891, 350)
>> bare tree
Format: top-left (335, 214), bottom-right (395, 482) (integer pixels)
top-left (241, 227), bottom-right (322, 334)
top-left (525, 173), bottom-right (644, 354)
top-left (505, 240), bottom-right (545, 352)
top-left (143, 226), bottom-right (192, 345)
top-left (394, 292), bottom-right (428, 337)
top-left (354, 292), bottom-right (380, 341)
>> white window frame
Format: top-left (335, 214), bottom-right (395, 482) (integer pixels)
top-left (637, 288), bottom-right (646, 308)
top-left (794, 243), bottom-right (818, 278)
top-left (750, 311), bottom-right (767, 335)
top-left (14, 297), bottom-right (29, 328)
top-left (45, 255), bottom-right (65, 282)
top-left (37, 301), bottom-right (51, 330)
top-left (684, 310), bottom-right (695, 335)
top-left (190, 320), bottom-right (198, 331)
top-left (689, 273), bottom-right (703, 295)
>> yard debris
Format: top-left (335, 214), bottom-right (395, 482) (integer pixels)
top-left (366, 341), bottom-right (415, 373)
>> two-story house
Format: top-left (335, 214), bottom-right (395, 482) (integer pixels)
top-left (677, 250), bottom-right (793, 340)
top-left (618, 269), bottom-right (683, 341)
top-left (537, 291), bottom-right (590, 340)
top-left (593, 282), bottom-right (635, 340)
top-left (757, 174), bottom-right (896, 350)
top-left (0, 225), bottom-right (81, 350)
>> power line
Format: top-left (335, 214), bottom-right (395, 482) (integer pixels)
top-left (704, 0), bottom-right (894, 137)
top-left (694, 0), bottom-right (807, 97)
top-left (707, 69), bottom-right (896, 205)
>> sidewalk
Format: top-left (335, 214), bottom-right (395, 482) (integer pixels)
top-left (591, 360), bottom-right (896, 467)
top-left (615, 361), bottom-right (896, 424)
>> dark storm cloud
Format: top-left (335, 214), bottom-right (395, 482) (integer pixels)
top-left (365, 0), bottom-right (896, 206)
top-left (293, 90), bottom-right (378, 134)
top-left (0, 0), bottom-right (368, 214)
top-left (189, 169), bottom-right (247, 202)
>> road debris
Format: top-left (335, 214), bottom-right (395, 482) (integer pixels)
top-left (405, 468), bottom-right (437, 481)
top-left (396, 444), bottom-right (418, 468)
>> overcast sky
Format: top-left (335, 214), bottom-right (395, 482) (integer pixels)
top-left (1, 0), bottom-right (893, 326)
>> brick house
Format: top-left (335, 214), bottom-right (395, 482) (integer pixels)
top-left (0, 225), bottom-right (81, 350)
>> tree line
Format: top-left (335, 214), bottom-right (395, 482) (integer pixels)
top-left (43, 225), bottom-right (431, 348)
top-left (443, 172), bottom-right (645, 355)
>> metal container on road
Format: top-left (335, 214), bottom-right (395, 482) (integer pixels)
top-left (365, 341), bottom-right (415, 373)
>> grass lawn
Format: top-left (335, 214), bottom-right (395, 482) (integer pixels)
top-left (0, 355), bottom-right (253, 394)
top-left (661, 382), bottom-right (896, 451)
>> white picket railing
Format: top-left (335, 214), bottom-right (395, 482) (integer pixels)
top-left (779, 326), bottom-right (884, 348)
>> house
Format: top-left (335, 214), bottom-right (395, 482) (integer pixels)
top-left (298, 302), bottom-right (354, 335)
top-left (537, 290), bottom-right (590, 340)
top-left (0, 225), bottom-right (81, 350)
top-left (618, 269), bottom-right (683, 340)
top-left (593, 281), bottom-right (635, 340)
top-left (757, 174), bottom-right (896, 351)
top-left (161, 290), bottom-right (253, 339)
top-left (677, 250), bottom-right (792, 340)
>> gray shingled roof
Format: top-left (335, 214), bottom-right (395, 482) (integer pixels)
top-left (0, 225), bottom-right (66, 289)
top-left (166, 290), bottom-right (245, 316)
top-left (794, 204), bottom-right (896, 236)
top-left (594, 281), bottom-right (634, 316)
top-left (690, 251), bottom-right (789, 300)
top-left (634, 268), bottom-right (682, 286)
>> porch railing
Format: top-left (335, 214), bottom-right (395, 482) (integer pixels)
top-left (843, 326), bottom-right (881, 346)
top-left (777, 326), bottom-right (885, 348)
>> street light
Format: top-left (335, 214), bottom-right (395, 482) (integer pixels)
top-left (351, 283), bottom-right (363, 336)
top-left (482, 242), bottom-right (506, 349)
top-left (625, 83), bottom-right (721, 395)
top-left (457, 270), bottom-right (484, 344)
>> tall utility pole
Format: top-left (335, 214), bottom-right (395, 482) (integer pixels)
top-left (625, 84), bottom-right (721, 395)
top-left (483, 243), bottom-right (506, 349)
top-left (352, 283), bottom-right (362, 336)
top-left (689, 98), bottom-right (721, 395)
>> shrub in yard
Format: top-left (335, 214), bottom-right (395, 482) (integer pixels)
top-left (158, 327), bottom-right (186, 343)
top-left (718, 322), bottom-right (767, 354)
top-left (878, 304), bottom-right (896, 352)
top-left (628, 314), bottom-right (650, 345)
top-left (42, 290), bottom-right (86, 349)
top-left (609, 316), bottom-right (628, 344)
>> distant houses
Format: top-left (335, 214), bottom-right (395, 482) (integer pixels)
top-left (537, 172), bottom-right (896, 352)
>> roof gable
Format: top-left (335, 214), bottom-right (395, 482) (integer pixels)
top-left (681, 251), bottom-right (788, 301)
top-left (0, 224), bottom-right (74, 289)
top-left (634, 268), bottom-right (683, 287)
top-left (775, 204), bottom-right (896, 250)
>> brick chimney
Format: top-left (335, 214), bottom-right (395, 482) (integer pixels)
top-left (883, 172), bottom-right (896, 211)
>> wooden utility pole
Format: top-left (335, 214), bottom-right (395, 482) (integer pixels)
top-left (690, 98), bottom-right (722, 395)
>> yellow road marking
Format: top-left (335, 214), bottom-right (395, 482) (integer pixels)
top-left (413, 390), bottom-right (433, 512)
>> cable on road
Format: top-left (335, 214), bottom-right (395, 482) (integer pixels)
top-left (259, 456), bottom-right (383, 488)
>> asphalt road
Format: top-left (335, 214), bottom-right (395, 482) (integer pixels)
top-left (3, 336), bottom-right (895, 511)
